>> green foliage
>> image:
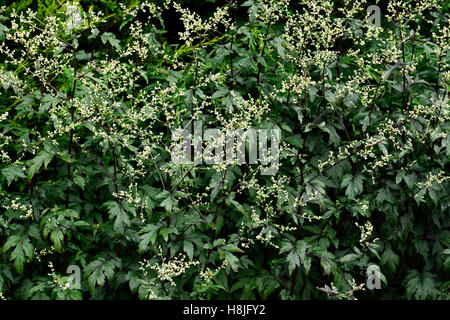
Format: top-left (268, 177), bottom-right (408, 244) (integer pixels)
top-left (0, 0), bottom-right (448, 301)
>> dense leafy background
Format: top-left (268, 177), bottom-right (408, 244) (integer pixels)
top-left (0, 0), bottom-right (449, 300)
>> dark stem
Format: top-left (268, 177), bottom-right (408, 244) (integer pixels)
top-left (112, 148), bottom-right (119, 195)
top-left (257, 19), bottom-right (272, 85)
top-left (65, 47), bottom-right (77, 209)
top-left (290, 79), bottom-right (308, 297)
top-left (204, 169), bottom-right (227, 272)
top-left (229, 5), bottom-right (236, 90)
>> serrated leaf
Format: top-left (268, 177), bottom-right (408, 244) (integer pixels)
top-left (340, 253), bottom-right (359, 263)
top-left (2, 165), bottom-right (26, 186)
top-left (11, 244), bottom-right (25, 274)
top-left (27, 151), bottom-right (53, 181)
top-left (160, 195), bottom-right (176, 213)
top-left (139, 224), bottom-right (160, 251)
top-left (3, 235), bottom-right (20, 254)
top-left (287, 248), bottom-right (300, 274)
top-left (105, 201), bottom-right (130, 235)
top-left (73, 175), bottom-right (85, 190)
top-left (273, 37), bottom-right (285, 59)
top-left (223, 251), bottom-right (239, 272)
top-left (343, 175), bottom-right (364, 199)
top-left (183, 240), bottom-right (194, 260)
top-left (381, 245), bottom-right (399, 273)
top-left (414, 240), bottom-right (429, 260)
top-left (101, 32), bottom-right (121, 51)
top-left (50, 229), bottom-right (64, 252)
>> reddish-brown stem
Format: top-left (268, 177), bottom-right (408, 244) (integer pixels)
top-left (65, 48), bottom-right (77, 209)
top-left (204, 169), bottom-right (227, 272)
top-left (290, 76), bottom-right (309, 296)
top-left (257, 19), bottom-right (272, 85)
top-left (112, 148), bottom-right (119, 195)
top-left (229, 6), bottom-right (236, 90)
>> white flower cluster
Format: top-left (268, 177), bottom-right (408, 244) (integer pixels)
top-left (319, 277), bottom-right (366, 300)
top-left (355, 221), bottom-right (378, 247)
top-left (0, 111), bottom-right (8, 122)
top-left (2, 197), bottom-right (33, 219)
top-left (34, 246), bottom-right (56, 262)
top-left (200, 260), bottom-right (227, 283)
top-left (140, 251), bottom-right (200, 286)
top-left (47, 262), bottom-right (72, 291)
top-left (414, 172), bottom-right (449, 199)
top-left (173, 2), bottom-right (231, 48)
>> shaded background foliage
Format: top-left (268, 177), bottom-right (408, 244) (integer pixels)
top-left (0, 0), bottom-right (449, 300)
